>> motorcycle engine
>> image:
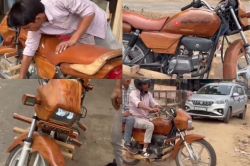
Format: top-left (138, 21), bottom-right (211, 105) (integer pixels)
top-left (167, 37), bottom-right (213, 75)
top-left (149, 135), bottom-right (170, 158)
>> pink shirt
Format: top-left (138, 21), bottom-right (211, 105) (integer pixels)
top-left (129, 89), bottom-right (158, 118)
top-left (23, 0), bottom-right (107, 56)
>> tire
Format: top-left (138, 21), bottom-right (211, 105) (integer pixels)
top-left (223, 107), bottom-right (232, 123)
top-left (5, 145), bottom-right (48, 166)
top-left (123, 34), bottom-right (153, 65)
top-left (239, 106), bottom-right (247, 119)
top-left (122, 149), bottom-right (140, 165)
top-left (176, 139), bottom-right (216, 166)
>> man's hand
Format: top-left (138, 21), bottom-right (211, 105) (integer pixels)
top-left (111, 89), bottom-right (122, 110)
top-left (55, 14), bottom-right (95, 54)
top-left (111, 80), bottom-right (122, 110)
top-left (150, 108), bottom-right (160, 113)
top-left (55, 39), bottom-right (76, 54)
top-left (123, 111), bottom-right (132, 117)
top-left (19, 55), bottom-right (33, 79)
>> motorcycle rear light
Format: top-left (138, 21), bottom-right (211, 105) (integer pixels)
top-left (106, 66), bottom-right (122, 79)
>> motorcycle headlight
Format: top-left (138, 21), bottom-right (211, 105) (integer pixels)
top-left (188, 120), bottom-right (193, 130)
top-left (216, 100), bottom-right (225, 104)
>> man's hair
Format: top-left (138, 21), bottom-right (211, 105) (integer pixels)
top-left (7, 0), bottom-right (45, 27)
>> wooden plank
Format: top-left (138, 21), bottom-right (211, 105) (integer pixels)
top-left (13, 127), bottom-right (75, 152)
top-left (123, 65), bottom-right (171, 79)
top-left (112, 0), bottom-right (123, 42)
top-left (6, 64), bottom-right (21, 72)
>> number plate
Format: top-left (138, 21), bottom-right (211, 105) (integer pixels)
top-left (194, 107), bottom-right (207, 111)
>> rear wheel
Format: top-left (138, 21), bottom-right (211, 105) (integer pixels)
top-left (235, 43), bottom-right (250, 81)
top-left (5, 146), bottom-right (48, 166)
top-left (176, 139), bottom-right (216, 166)
top-left (223, 107), bottom-right (232, 123)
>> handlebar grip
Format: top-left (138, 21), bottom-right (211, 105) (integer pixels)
top-left (181, 2), bottom-right (193, 11)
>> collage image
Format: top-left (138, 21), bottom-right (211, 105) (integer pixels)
top-left (0, 0), bottom-right (250, 166)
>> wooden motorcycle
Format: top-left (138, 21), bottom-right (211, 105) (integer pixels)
top-left (123, 0), bottom-right (250, 79)
top-left (0, 17), bottom-right (122, 79)
top-left (122, 108), bottom-right (217, 166)
top-left (5, 79), bottom-right (92, 166)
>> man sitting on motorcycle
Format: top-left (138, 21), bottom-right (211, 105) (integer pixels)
top-left (7, 0), bottom-right (120, 78)
top-left (129, 79), bottom-right (161, 158)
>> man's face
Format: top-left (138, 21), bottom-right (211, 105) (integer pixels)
top-left (22, 21), bottom-right (42, 31)
top-left (22, 13), bottom-right (45, 31)
top-left (122, 79), bottom-right (131, 89)
top-left (142, 83), bottom-right (149, 92)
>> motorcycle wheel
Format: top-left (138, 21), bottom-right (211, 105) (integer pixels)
top-left (122, 149), bottom-right (140, 165)
top-left (176, 139), bottom-right (216, 166)
top-left (123, 34), bottom-right (153, 65)
top-left (5, 145), bottom-right (49, 166)
top-left (235, 45), bottom-right (249, 81)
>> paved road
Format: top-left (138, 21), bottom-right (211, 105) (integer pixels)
top-left (0, 80), bottom-right (116, 166)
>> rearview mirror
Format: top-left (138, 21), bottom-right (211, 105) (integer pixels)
top-left (232, 92), bottom-right (239, 97)
top-left (169, 108), bottom-right (177, 117)
top-left (22, 94), bottom-right (40, 106)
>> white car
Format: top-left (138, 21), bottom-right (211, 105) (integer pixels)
top-left (185, 82), bottom-right (248, 123)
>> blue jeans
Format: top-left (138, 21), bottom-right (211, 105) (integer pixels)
top-left (122, 116), bottom-right (135, 145)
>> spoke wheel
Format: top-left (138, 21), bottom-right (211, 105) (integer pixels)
top-left (176, 139), bottom-right (216, 166)
top-left (5, 146), bottom-right (48, 166)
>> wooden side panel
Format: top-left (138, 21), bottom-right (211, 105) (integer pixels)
top-left (152, 118), bottom-right (173, 135)
top-left (141, 32), bottom-right (182, 54)
top-left (34, 55), bottom-right (56, 79)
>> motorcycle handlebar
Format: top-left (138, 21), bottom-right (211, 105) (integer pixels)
top-left (181, 2), bottom-right (194, 11)
top-left (149, 108), bottom-right (177, 119)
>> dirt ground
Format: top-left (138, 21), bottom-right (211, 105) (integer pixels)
top-left (0, 80), bottom-right (116, 166)
top-left (123, 0), bottom-right (250, 79)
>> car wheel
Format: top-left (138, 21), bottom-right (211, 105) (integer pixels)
top-left (223, 108), bottom-right (232, 123)
top-left (239, 106), bottom-right (247, 119)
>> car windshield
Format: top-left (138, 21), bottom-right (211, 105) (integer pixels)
top-left (197, 85), bottom-right (232, 95)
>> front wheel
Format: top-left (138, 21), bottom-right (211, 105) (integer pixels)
top-left (223, 107), bottom-right (232, 123)
top-left (176, 139), bottom-right (216, 166)
top-left (122, 149), bottom-right (140, 165)
top-left (5, 146), bottom-right (48, 166)
top-left (239, 106), bottom-right (247, 119)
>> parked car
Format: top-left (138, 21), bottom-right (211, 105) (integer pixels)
top-left (185, 82), bottom-right (248, 123)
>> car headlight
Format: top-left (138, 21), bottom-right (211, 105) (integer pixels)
top-left (188, 120), bottom-right (193, 130)
top-left (216, 100), bottom-right (226, 104)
